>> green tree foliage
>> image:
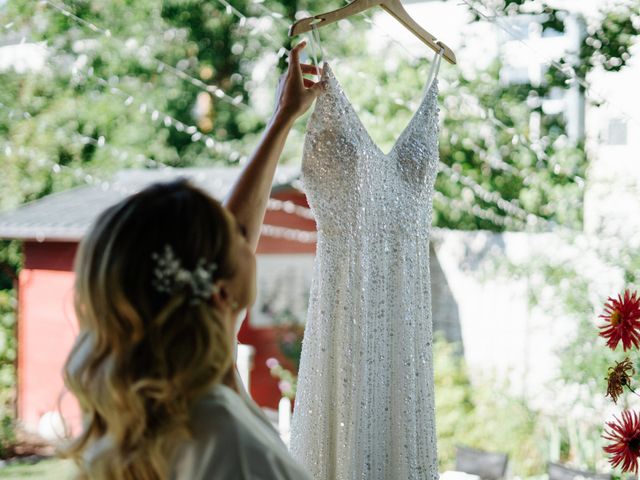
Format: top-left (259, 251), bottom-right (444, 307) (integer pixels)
top-left (0, 0), bottom-right (638, 464)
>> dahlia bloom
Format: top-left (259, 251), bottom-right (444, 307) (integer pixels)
top-left (599, 290), bottom-right (640, 351)
top-left (603, 410), bottom-right (640, 473)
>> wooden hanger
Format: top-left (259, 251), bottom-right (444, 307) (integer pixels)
top-left (289, 0), bottom-right (457, 65)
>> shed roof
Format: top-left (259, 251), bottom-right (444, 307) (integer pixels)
top-left (0, 166), bottom-right (302, 242)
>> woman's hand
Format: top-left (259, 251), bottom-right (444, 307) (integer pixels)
top-left (273, 40), bottom-right (326, 122)
top-left (225, 40), bottom-right (324, 254)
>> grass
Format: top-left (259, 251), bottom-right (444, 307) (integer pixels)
top-left (0, 458), bottom-right (76, 478)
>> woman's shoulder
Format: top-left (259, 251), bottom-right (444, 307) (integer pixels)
top-left (187, 384), bottom-right (246, 435)
top-left (170, 384), bottom-right (312, 480)
top-left (190, 383), bottom-right (250, 424)
top-left (186, 383), bottom-right (268, 448)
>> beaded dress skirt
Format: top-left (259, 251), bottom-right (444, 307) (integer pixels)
top-left (289, 50), bottom-right (443, 480)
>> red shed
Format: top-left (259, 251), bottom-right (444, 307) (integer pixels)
top-left (0, 166), bottom-right (316, 436)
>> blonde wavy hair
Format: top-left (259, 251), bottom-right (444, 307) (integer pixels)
top-left (58, 178), bottom-right (237, 479)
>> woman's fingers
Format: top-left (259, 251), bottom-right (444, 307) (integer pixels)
top-left (300, 63), bottom-right (322, 75)
top-left (287, 41), bottom-right (306, 79)
top-left (274, 42), bottom-right (326, 119)
top-left (288, 44), bottom-right (323, 79)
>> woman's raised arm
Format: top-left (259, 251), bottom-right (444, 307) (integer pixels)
top-left (223, 40), bottom-right (325, 252)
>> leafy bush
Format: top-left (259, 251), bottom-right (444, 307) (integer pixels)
top-left (434, 334), bottom-right (547, 475)
top-left (0, 288), bottom-right (17, 458)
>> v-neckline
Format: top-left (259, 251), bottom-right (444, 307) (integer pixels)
top-left (318, 60), bottom-right (438, 158)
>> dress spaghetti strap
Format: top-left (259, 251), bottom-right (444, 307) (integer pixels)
top-left (426, 46), bottom-right (444, 93)
top-left (308, 22), bottom-right (324, 82)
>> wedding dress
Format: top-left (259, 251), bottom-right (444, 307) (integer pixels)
top-left (290, 24), bottom-right (443, 480)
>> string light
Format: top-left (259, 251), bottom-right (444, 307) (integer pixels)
top-left (20, 34), bottom-right (539, 229)
top-left (461, 0), bottom-right (640, 127)
top-left (40, 0), bottom-right (255, 112)
top-left (1, 132), bottom-right (320, 225)
top-left (447, 128), bottom-right (529, 180)
top-left (1, 139), bottom-right (316, 242)
top-left (19, 0), bottom-right (622, 236)
top-left (23, 9), bottom-right (530, 236)
top-left (155, 60), bottom-right (248, 109)
top-left (8, 4), bottom-right (567, 230)
top-left (8, 127), bottom-right (553, 232)
top-left (438, 162), bottom-right (556, 229)
top-left (331, 0), bottom-right (589, 189)
top-left (40, 0), bottom-right (112, 36)
top-left (266, 198), bottom-right (315, 220)
top-left (11, 36), bottom-right (248, 165)
top-left (217, 0), bottom-right (281, 44)
top-left (0, 102), bottom-right (33, 121)
top-left (433, 191), bottom-right (525, 229)
top-left (90, 73), bottom-right (247, 162)
top-left (39, 0), bottom-right (533, 181)
top-left (1, 140), bottom-right (102, 187)
top-left (333, 0), bottom-right (581, 228)
top-left (344, 1), bottom-right (585, 186)
top-left (4, 133), bottom-right (531, 234)
top-left (450, 90), bottom-right (586, 184)
top-left (260, 224), bottom-right (317, 243)
top-left (252, 3), bottom-right (286, 23)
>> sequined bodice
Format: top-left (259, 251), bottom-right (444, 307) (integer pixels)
top-left (290, 41), bottom-right (442, 480)
top-left (301, 60), bottom-right (440, 238)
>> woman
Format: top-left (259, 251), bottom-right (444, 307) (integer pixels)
top-left (60, 40), bottom-right (325, 479)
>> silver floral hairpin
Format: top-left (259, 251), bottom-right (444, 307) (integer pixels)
top-left (151, 244), bottom-right (219, 305)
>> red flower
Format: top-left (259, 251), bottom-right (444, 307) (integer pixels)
top-left (603, 410), bottom-right (640, 473)
top-left (599, 290), bottom-right (640, 351)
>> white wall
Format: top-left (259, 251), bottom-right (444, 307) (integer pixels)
top-left (584, 42), bottom-right (640, 236)
top-left (432, 228), bottom-right (620, 414)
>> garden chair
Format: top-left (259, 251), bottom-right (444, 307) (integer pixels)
top-left (547, 462), bottom-right (611, 480)
top-left (454, 445), bottom-right (509, 480)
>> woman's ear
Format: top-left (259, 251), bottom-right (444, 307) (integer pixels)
top-left (211, 279), bottom-right (230, 310)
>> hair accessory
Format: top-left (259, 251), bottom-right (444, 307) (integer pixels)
top-left (151, 244), bottom-right (219, 305)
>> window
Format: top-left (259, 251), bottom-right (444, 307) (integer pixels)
top-left (607, 118), bottom-right (628, 146)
